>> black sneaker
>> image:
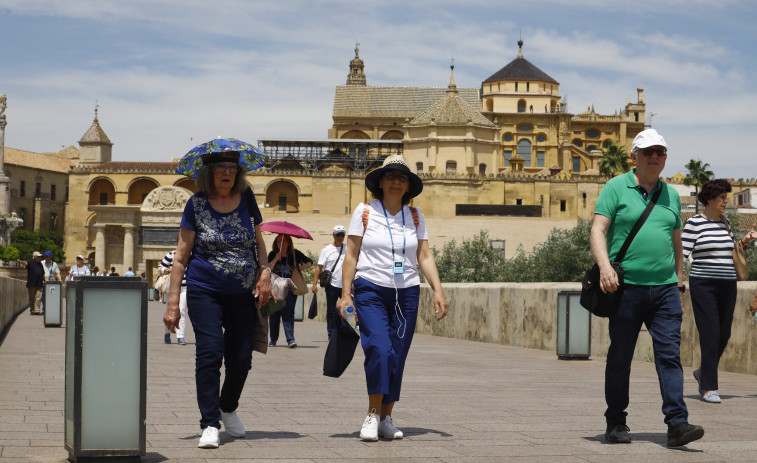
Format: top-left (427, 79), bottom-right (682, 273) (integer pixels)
top-left (667, 422), bottom-right (704, 447)
top-left (604, 423), bottom-right (631, 444)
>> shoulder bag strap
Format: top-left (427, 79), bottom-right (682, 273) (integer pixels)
top-left (614, 187), bottom-right (662, 264)
top-left (330, 244), bottom-right (343, 273)
top-left (244, 187), bottom-right (259, 272)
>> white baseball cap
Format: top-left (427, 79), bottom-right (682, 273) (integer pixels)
top-left (632, 128), bottom-right (668, 153)
top-left (333, 225), bottom-right (346, 234)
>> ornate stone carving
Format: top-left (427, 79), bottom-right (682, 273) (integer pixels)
top-left (141, 186), bottom-right (192, 212)
top-left (0, 211), bottom-right (23, 247)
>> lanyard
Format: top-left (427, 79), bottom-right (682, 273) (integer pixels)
top-left (381, 202), bottom-right (405, 257)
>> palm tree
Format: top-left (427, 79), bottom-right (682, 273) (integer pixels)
top-left (598, 142), bottom-right (630, 177)
top-left (683, 158), bottom-right (714, 213)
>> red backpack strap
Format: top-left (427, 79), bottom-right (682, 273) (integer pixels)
top-left (409, 206), bottom-right (419, 229)
top-left (362, 203), bottom-right (371, 234)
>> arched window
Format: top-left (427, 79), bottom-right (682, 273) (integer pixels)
top-left (517, 100), bottom-right (526, 113)
top-left (572, 139), bottom-right (582, 147)
top-left (587, 145), bottom-right (598, 152)
top-left (88, 178), bottom-right (116, 206)
top-left (446, 161), bottom-right (457, 175)
top-left (517, 139), bottom-right (532, 168)
top-left (603, 139), bottom-right (612, 148)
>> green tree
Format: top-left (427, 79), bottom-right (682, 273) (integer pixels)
top-left (598, 142), bottom-right (630, 177)
top-left (11, 229), bottom-right (65, 262)
top-left (683, 158), bottom-right (714, 213)
top-left (432, 230), bottom-right (508, 282)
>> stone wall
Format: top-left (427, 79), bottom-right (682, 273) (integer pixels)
top-left (306, 281), bottom-right (757, 375)
top-left (0, 276), bottom-right (30, 343)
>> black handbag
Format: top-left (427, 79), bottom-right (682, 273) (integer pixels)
top-left (580, 188), bottom-right (661, 317)
top-left (318, 245), bottom-right (343, 287)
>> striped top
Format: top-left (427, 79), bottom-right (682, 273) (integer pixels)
top-left (682, 214), bottom-right (736, 280)
top-left (158, 250), bottom-right (187, 286)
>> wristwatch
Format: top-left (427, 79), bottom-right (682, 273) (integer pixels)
top-left (678, 284), bottom-right (686, 293)
top-left (259, 265), bottom-right (271, 272)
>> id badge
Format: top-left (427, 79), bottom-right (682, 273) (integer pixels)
top-left (393, 255), bottom-right (405, 274)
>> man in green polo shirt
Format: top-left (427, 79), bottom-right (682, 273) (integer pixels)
top-left (590, 128), bottom-right (704, 448)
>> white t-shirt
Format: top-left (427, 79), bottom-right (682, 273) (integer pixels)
top-left (317, 243), bottom-right (346, 288)
top-left (347, 200), bottom-right (428, 288)
top-left (67, 265), bottom-right (91, 281)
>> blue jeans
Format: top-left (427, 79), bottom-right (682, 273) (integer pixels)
top-left (269, 292), bottom-right (297, 344)
top-left (186, 286), bottom-right (256, 429)
top-left (690, 277), bottom-right (737, 391)
top-left (354, 277), bottom-right (419, 404)
top-left (325, 284), bottom-right (342, 337)
top-left (605, 283), bottom-right (688, 427)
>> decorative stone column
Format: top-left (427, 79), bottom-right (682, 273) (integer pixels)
top-left (94, 224), bottom-right (106, 271)
top-left (123, 224), bottom-right (135, 272)
top-left (0, 94), bottom-right (11, 216)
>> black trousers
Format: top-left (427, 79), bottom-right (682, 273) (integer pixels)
top-left (690, 277), bottom-right (737, 391)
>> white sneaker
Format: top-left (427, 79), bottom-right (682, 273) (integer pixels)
top-left (359, 411), bottom-right (379, 441)
top-left (703, 390), bottom-right (722, 403)
top-left (221, 410), bottom-right (246, 437)
top-left (378, 415), bottom-right (403, 439)
top-left (198, 426), bottom-right (220, 448)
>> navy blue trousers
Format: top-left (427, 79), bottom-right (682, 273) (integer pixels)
top-left (605, 283), bottom-right (688, 427)
top-left (187, 286), bottom-right (256, 429)
top-left (268, 292), bottom-right (297, 344)
top-left (325, 284), bottom-right (342, 337)
top-left (353, 277), bottom-right (419, 404)
top-left (690, 277), bottom-right (737, 391)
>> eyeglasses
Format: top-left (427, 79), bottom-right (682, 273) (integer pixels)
top-left (638, 148), bottom-right (667, 157)
top-left (384, 172), bottom-right (409, 182)
top-left (211, 164), bottom-right (239, 174)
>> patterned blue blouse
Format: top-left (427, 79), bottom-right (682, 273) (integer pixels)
top-left (181, 192), bottom-right (263, 294)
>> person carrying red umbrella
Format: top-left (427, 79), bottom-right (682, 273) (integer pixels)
top-left (266, 232), bottom-right (312, 347)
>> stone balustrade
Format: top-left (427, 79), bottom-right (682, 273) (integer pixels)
top-left (0, 276), bottom-right (31, 343)
top-left (308, 281), bottom-right (757, 375)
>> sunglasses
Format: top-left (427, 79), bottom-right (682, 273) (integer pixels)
top-left (334, 232), bottom-right (346, 237)
top-left (384, 172), bottom-right (409, 182)
top-left (210, 164), bottom-right (239, 174)
top-left (638, 148), bottom-right (667, 157)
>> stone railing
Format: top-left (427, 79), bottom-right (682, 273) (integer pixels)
top-left (307, 281), bottom-right (757, 375)
top-left (0, 276), bottom-right (30, 344)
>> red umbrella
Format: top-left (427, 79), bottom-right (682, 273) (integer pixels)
top-left (260, 221), bottom-right (313, 240)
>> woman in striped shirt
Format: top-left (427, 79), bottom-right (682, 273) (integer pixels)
top-left (682, 179), bottom-right (757, 403)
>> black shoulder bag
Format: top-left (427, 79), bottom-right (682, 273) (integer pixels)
top-left (318, 245), bottom-right (343, 287)
top-left (580, 188), bottom-right (661, 317)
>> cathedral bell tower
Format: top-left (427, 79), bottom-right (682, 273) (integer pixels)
top-left (346, 43), bottom-right (367, 86)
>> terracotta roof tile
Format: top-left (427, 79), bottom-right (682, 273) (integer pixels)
top-left (333, 86), bottom-right (480, 118)
top-left (5, 147), bottom-right (75, 173)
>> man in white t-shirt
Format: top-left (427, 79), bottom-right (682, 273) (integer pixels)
top-left (312, 225), bottom-right (347, 338)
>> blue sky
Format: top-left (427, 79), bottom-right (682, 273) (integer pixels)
top-left (1, 0), bottom-right (755, 179)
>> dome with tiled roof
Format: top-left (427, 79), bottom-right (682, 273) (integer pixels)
top-left (483, 40), bottom-right (558, 85)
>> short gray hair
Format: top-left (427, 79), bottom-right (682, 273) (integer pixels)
top-left (195, 165), bottom-right (249, 196)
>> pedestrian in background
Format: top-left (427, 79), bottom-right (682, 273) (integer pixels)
top-left (312, 225), bottom-right (347, 339)
top-left (268, 234), bottom-right (312, 347)
top-left (17, 251), bottom-right (44, 315)
top-left (682, 179), bottom-right (757, 403)
top-left (590, 128), bottom-right (704, 447)
top-left (66, 255), bottom-right (91, 282)
top-left (338, 154), bottom-right (447, 442)
top-left (159, 249), bottom-right (188, 345)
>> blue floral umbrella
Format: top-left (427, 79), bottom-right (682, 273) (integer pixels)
top-left (176, 137), bottom-right (267, 178)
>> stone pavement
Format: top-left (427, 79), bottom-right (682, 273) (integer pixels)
top-left (2, 301), bottom-right (757, 462)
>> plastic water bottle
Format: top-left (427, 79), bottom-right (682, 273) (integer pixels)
top-left (344, 306), bottom-right (359, 332)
